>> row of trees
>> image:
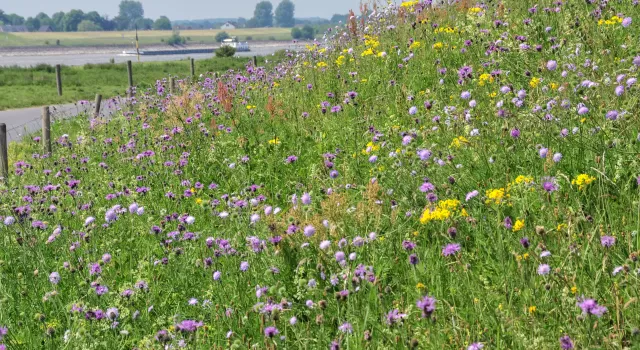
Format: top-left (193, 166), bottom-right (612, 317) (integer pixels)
top-left (0, 1), bottom-right (172, 32)
top-left (246, 0), bottom-right (294, 28)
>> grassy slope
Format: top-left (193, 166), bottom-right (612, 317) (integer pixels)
top-left (0, 57), bottom-right (263, 110)
top-left (0, 28), bottom-right (292, 47)
top-left (1, 1), bottom-right (640, 349)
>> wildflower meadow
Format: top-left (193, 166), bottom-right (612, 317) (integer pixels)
top-left (1, 0), bottom-right (640, 349)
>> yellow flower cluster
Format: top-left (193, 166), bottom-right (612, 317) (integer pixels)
top-left (361, 48), bottom-right (374, 57)
top-left (598, 16), bottom-right (623, 26)
top-left (571, 174), bottom-right (596, 190)
top-left (245, 105), bottom-right (257, 110)
top-left (400, 1), bottom-right (419, 7)
top-left (361, 141), bottom-right (380, 155)
top-left (409, 41), bottom-right (422, 50)
top-left (364, 35), bottom-right (380, 49)
top-left (335, 55), bottom-right (346, 66)
top-left (450, 136), bottom-right (470, 148)
top-left (468, 7), bottom-right (483, 14)
top-left (513, 219), bottom-right (525, 232)
top-left (513, 175), bottom-right (534, 185)
top-left (316, 62), bottom-right (328, 68)
top-left (529, 77), bottom-right (541, 88)
top-left (478, 73), bottom-right (494, 86)
top-left (268, 137), bottom-right (281, 145)
top-left (432, 42), bottom-right (444, 50)
top-left (420, 199), bottom-right (467, 224)
top-left (434, 26), bottom-right (458, 34)
top-left (485, 188), bottom-right (508, 205)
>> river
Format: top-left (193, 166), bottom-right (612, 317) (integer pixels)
top-left (0, 42), bottom-right (303, 67)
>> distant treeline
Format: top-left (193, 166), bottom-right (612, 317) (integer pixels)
top-left (0, 1), bottom-right (172, 32)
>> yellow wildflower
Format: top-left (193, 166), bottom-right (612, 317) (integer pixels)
top-left (316, 61), bottom-right (328, 68)
top-left (478, 73), bottom-right (494, 86)
top-left (268, 137), bottom-right (281, 145)
top-left (485, 188), bottom-right (506, 204)
top-left (468, 7), bottom-right (482, 14)
top-left (529, 77), bottom-right (541, 88)
top-left (409, 41), bottom-right (421, 50)
top-left (513, 219), bottom-right (525, 232)
top-left (335, 55), bottom-right (346, 66)
top-left (450, 136), bottom-right (470, 148)
top-left (400, 1), bottom-right (419, 7)
top-left (195, 198), bottom-right (203, 205)
top-left (361, 48), bottom-right (374, 57)
top-left (571, 286), bottom-right (578, 294)
top-left (432, 42), bottom-right (444, 50)
top-left (528, 306), bottom-right (537, 314)
top-left (571, 174), bottom-right (596, 190)
top-left (514, 175), bottom-right (534, 185)
top-left (416, 282), bottom-right (425, 290)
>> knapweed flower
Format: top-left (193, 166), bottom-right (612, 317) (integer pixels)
top-left (537, 264), bottom-right (551, 275)
top-left (547, 60), bottom-right (557, 71)
top-left (600, 235), bottom-right (616, 247)
top-left (577, 298), bottom-right (607, 317)
top-left (175, 320), bottom-right (203, 332)
top-left (49, 271), bottom-right (60, 284)
top-left (468, 343), bottom-right (484, 350)
top-left (416, 295), bottom-right (436, 318)
top-left (264, 326), bottom-right (279, 337)
top-left (465, 190), bottom-right (479, 201)
top-left (442, 243), bottom-right (461, 256)
top-left (559, 335), bottom-right (574, 349)
top-left (240, 261), bottom-right (249, 271)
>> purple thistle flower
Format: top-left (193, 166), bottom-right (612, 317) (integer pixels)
top-left (240, 261), bottom-right (249, 271)
top-left (537, 264), bottom-right (551, 275)
top-left (416, 295), bottom-right (436, 317)
top-left (175, 320), bottom-right (203, 332)
top-left (577, 298), bottom-right (607, 317)
top-left (468, 343), bottom-right (484, 350)
top-left (264, 326), bottom-right (279, 337)
top-left (409, 254), bottom-right (419, 265)
top-left (442, 243), bottom-right (461, 256)
top-left (560, 335), bottom-right (574, 349)
top-left (622, 17), bottom-right (632, 27)
top-left (547, 60), bottom-right (558, 71)
top-left (600, 235), bottom-right (615, 247)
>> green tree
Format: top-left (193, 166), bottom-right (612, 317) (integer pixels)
top-left (77, 20), bottom-right (102, 32)
top-left (301, 25), bottom-right (314, 40)
top-left (252, 1), bottom-right (273, 27)
top-left (291, 27), bottom-right (302, 39)
top-left (63, 10), bottom-right (85, 31)
top-left (6, 13), bottom-right (25, 25)
top-left (35, 13), bottom-right (52, 26)
top-left (275, 0), bottom-right (295, 28)
top-left (25, 17), bottom-right (41, 32)
top-left (330, 14), bottom-right (348, 24)
top-left (153, 16), bottom-right (172, 30)
top-left (135, 18), bottom-right (154, 30)
top-left (215, 31), bottom-right (230, 42)
top-left (51, 12), bottom-right (65, 31)
top-left (118, 0), bottom-right (144, 29)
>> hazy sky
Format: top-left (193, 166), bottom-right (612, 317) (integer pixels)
top-left (2, 0), bottom-right (368, 20)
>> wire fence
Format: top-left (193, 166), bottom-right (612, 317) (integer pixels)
top-left (2, 98), bottom-right (124, 143)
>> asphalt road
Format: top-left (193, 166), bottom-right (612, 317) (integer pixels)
top-left (0, 99), bottom-right (121, 143)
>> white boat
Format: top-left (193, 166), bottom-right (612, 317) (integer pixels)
top-left (221, 38), bottom-right (250, 52)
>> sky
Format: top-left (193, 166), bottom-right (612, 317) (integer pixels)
top-left (2, 0), bottom-right (367, 20)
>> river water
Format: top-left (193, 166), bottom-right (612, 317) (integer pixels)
top-left (0, 43), bottom-right (302, 67)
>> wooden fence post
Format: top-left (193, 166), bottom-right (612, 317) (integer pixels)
top-left (0, 123), bottom-right (8, 181)
top-left (253, 56), bottom-right (258, 67)
top-left (190, 58), bottom-right (195, 78)
top-left (94, 94), bottom-right (102, 118)
top-left (55, 64), bottom-right (62, 96)
top-left (42, 107), bottom-right (52, 154)
top-left (170, 77), bottom-right (176, 95)
top-left (127, 60), bottom-right (133, 98)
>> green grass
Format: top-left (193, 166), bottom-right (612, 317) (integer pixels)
top-left (0, 28), bottom-right (292, 47)
top-left (1, 1), bottom-right (640, 349)
top-left (0, 57), bottom-right (265, 110)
